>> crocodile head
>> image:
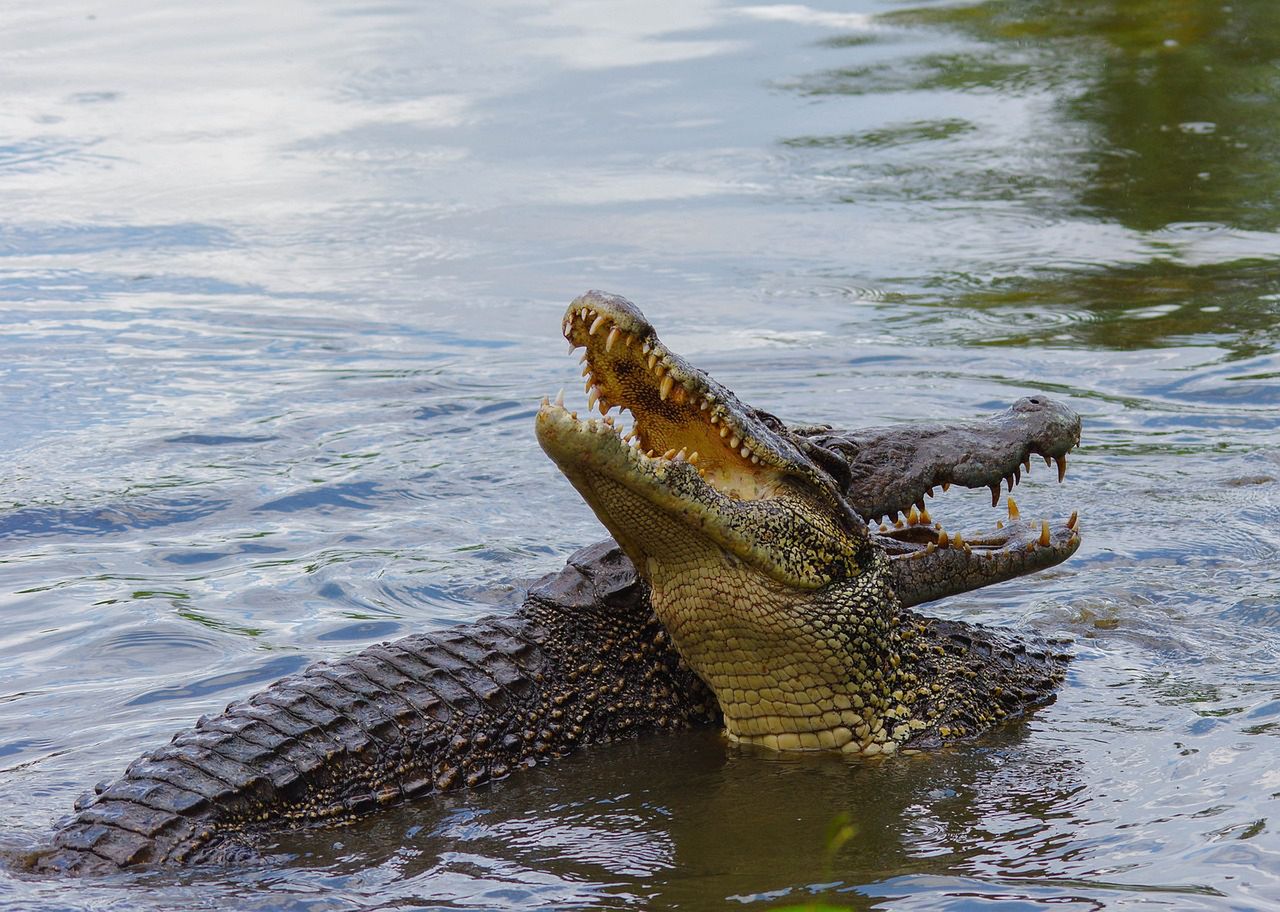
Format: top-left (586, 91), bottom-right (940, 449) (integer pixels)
top-left (536, 290), bottom-right (1080, 754)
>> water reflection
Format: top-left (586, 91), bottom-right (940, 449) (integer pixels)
top-left (781, 0), bottom-right (1280, 355)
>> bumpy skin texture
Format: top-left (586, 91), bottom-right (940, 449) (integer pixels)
top-left (31, 543), bottom-right (718, 875)
top-left (794, 397), bottom-right (1080, 524)
top-left (32, 292), bottom-right (1079, 874)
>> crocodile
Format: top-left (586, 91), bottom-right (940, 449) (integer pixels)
top-left (28, 291), bottom-right (1080, 875)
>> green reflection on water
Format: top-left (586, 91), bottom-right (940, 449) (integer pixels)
top-left (888, 0), bottom-right (1280, 233)
top-left (785, 0), bottom-right (1280, 355)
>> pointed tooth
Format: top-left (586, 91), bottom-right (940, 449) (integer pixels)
top-left (581, 364), bottom-right (592, 377)
top-left (675, 448), bottom-right (687, 461)
top-left (942, 481), bottom-right (951, 492)
top-left (1026, 540), bottom-right (1037, 552)
top-left (720, 426), bottom-right (730, 438)
top-left (589, 315), bottom-right (607, 335)
top-left (996, 519), bottom-right (1004, 529)
top-left (647, 354), bottom-right (658, 370)
top-left (672, 385), bottom-right (686, 405)
top-left (700, 399), bottom-right (710, 411)
top-left (662, 448), bottom-right (677, 460)
top-left (646, 449), bottom-right (656, 458)
top-left (587, 388), bottom-right (599, 411)
top-left (937, 530), bottom-right (950, 548)
top-left (926, 486), bottom-right (935, 498)
top-left (1007, 496), bottom-right (1020, 521)
top-left (569, 411), bottom-right (578, 420)
top-left (709, 413), bottom-right (719, 424)
top-left (919, 505), bottom-right (931, 524)
top-left (990, 484), bottom-right (1000, 508)
top-left (578, 351), bottom-right (589, 364)
top-left (1013, 466), bottom-right (1021, 484)
top-left (688, 451), bottom-right (700, 465)
top-left (1043, 454), bottom-right (1052, 467)
top-left (952, 531), bottom-right (967, 550)
top-left (879, 523), bottom-right (889, 533)
top-left (907, 506), bottom-right (920, 526)
top-left (540, 395), bottom-right (550, 407)
top-left (659, 375), bottom-right (674, 401)
top-left (729, 435), bottom-right (740, 448)
top-left (579, 307), bottom-right (589, 321)
top-left (1067, 510), bottom-right (1079, 530)
top-left (740, 446), bottom-right (751, 459)
top-left (1023, 456), bottom-right (1032, 473)
top-left (1039, 520), bottom-right (1051, 547)
top-left (555, 389), bottom-right (565, 407)
top-left (925, 542), bottom-right (936, 554)
top-left (606, 327), bottom-right (620, 351)
top-left (1056, 454), bottom-right (1068, 483)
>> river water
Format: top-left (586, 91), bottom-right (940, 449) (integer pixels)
top-left (2, 0), bottom-right (1279, 909)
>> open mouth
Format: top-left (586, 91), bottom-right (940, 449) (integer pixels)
top-left (538, 290), bottom-right (1081, 574)
top-left (543, 293), bottom-right (801, 503)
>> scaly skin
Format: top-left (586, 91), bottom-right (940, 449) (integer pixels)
top-left (537, 290), bottom-right (1080, 755)
top-left (30, 290), bottom-right (1080, 873)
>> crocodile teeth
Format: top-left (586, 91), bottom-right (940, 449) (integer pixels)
top-left (647, 354), bottom-right (658, 370)
top-left (1007, 496), bottom-right (1019, 520)
top-left (942, 481), bottom-right (951, 492)
top-left (688, 451), bottom-right (700, 464)
top-left (989, 484), bottom-right (1000, 508)
top-left (720, 426), bottom-right (729, 438)
top-left (587, 387), bottom-right (599, 411)
top-left (659, 375), bottom-right (674, 401)
top-left (1067, 510), bottom-right (1079, 530)
top-left (906, 506), bottom-right (920, 526)
top-left (1039, 520), bottom-right (1050, 547)
top-left (919, 505), bottom-right (931, 524)
top-left (589, 315), bottom-right (607, 335)
top-left (729, 435), bottom-right (740, 449)
top-left (606, 327), bottom-right (620, 351)
top-left (555, 388), bottom-right (565, 407)
top-left (937, 530), bottom-right (950, 548)
top-left (1056, 454), bottom-right (1068, 483)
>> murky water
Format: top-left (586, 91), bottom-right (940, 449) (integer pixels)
top-left (2, 0), bottom-right (1279, 908)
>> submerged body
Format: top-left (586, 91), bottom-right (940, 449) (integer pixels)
top-left (31, 292), bottom-right (1080, 874)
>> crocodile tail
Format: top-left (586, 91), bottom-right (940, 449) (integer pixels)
top-left (31, 612), bottom-right (562, 873)
top-left (30, 541), bottom-right (716, 874)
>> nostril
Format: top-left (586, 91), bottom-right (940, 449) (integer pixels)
top-left (1028, 397), bottom-right (1043, 405)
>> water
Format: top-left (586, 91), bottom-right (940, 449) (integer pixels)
top-left (2, 0), bottom-right (1279, 908)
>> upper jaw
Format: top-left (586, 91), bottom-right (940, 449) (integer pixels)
top-left (559, 290), bottom-right (841, 504)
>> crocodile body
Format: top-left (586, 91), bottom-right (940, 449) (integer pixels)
top-left (30, 291), bottom-right (1080, 874)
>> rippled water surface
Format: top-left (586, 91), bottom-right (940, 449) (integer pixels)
top-left (3, 0), bottom-right (1280, 909)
